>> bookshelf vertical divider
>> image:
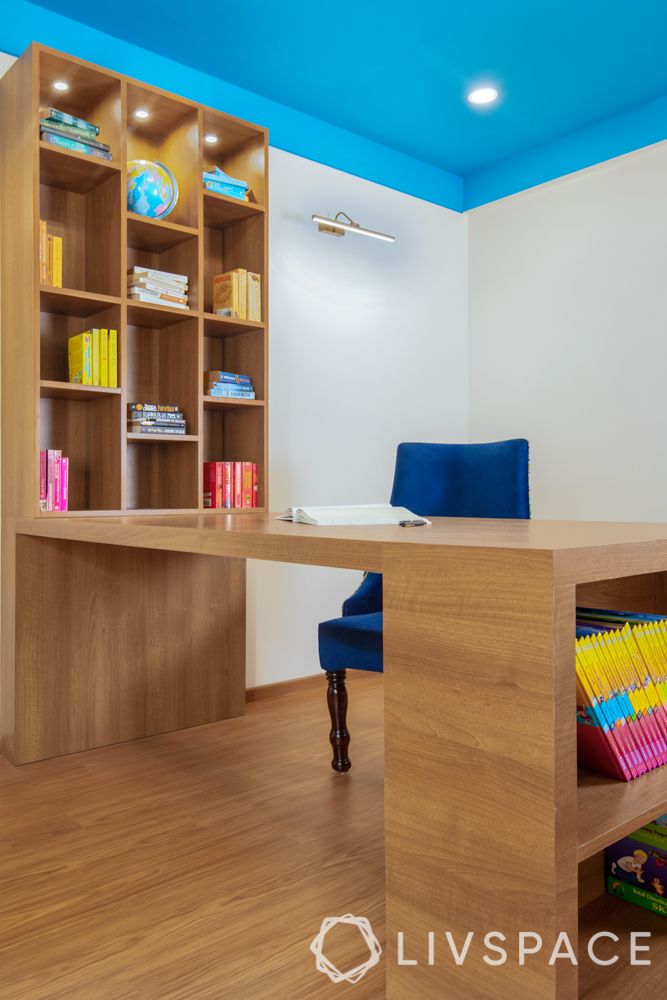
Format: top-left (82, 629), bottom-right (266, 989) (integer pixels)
top-left (1, 43), bottom-right (269, 518)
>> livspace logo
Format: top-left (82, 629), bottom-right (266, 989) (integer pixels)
top-left (310, 917), bottom-right (652, 982)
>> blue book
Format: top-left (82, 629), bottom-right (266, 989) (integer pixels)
top-left (205, 371), bottom-right (253, 385)
top-left (209, 386), bottom-right (256, 399)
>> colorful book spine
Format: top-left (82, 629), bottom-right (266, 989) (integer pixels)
top-left (234, 462), bottom-right (243, 508)
top-left (40, 130), bottom-right (113, 161)
top-left (213, 270), bottom-right (241, 318)
top-left (68, 332), bottom-right (93, 385)
top-left (247, 272), bottom-right (262, 322)
top-left (242, 461), bottom-right (253, 508)
top-left (208, 387), bottom-right (256, 399)
top-left (203, 462), bottom-right (218, 508)
top-left (223, 462), bottom-right (233, 508)
top-left (205, 370), bottom-right (253, 385)
top-left (61, 457), bottom-right (69, 512)
top-left (39, 220), bottom-right (48, 285)
top-left (92, 328), bottom-right (100, 386)
top-left (51, 235), bottom-right (63, 287)
top-left (53, 452), bottom-right (62, 512)
top-left (100, 329), bottom-right (109, 387)
top-left (108, 329), bottom-right (118, 388)
top-left (47, 108), bottom-right (100, 134)
top-left (39, 450), bottom-right (47, 512)
top-left (252, 463), bottom-right (258, 507)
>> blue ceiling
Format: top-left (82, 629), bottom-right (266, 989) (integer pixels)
top-left (30, 0), bottom-right (667, 177)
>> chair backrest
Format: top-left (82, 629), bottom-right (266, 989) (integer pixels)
top-left (389, 439), bottom-right (530, 519)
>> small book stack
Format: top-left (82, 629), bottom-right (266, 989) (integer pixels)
top-left (205, 370), bottom-right (255, 399)
top-left (68, 329), bottom-right (118, 386)
top-left (40, 108), bottom-right (112, 161)
top-left (128, 267), bottom-right (189, 309)
top-left (203, 461), bottom-right (259, 508)
top-left (213, 269), bottom-right (261, 321)
top-left (203, 166), bottom-right (249, 201)
top-left (128, 402), bottom-right (187, 435)
top-left (39, 449), bottom-right (69, 512)
top-left (606, 815), bottom-right (667, 918)
top-left (576, 608), bottom-right (667, 782)
top-left (39, 220), bottom-right (62, 287)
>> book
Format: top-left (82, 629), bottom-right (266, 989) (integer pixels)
top-left (40, 120), bottom-right (110, 151)
top-left (208, 386), bottom-right (256, 399)
top-left (108, 329), bottom-right (118, 388)
top-left (39, 450), bottom-right (47, 512)
top-left (242, 461), bottom-right (253, 508)
top-left (247, 272), bottom-right (262, 322)
top-left (47, 108), bottom-right (100, 134)
top-left (203, 462), bottom-right (218, 508)
top-left (68, 332), bottom-right (93, 385)
top-left (276, 504), bottom-right (432, 526)
top-left (128, 289), bottom-right (188, 309)
top-left (128, 266), bottom-right (188, 284)
top-left (100, 329), bottom-right (109, 387)
top-left (235, 269), bottom-right (248, 320)
top-left (61, 457), bottom-right (69, 512)
top-left (92, 328), bottom-right (100, 386)
top-left (205, 370), bottom-right (253, 386)
top-left (213, 271), bottom-right (241, 318)
top-left (128, 277), bottom-right (188, 298)
top-left (51, 235), bottom-right (62, 287)
top-left (129, 403), bottom-right (182, 414)
top-left (252, 463), bottom-right (258, 507)
top-left (128, 425), bottom-right (186, 436)
top-left (128, 408), bottom-right (184, 422)
top-left (39, 220), bottom-right (47, 285)
top-left (234, 462), bottom-right (243, 508)
top-left (53, 451), bottom-right (62, 511)
top-left (40, 130), bottom-right (113, 161)
top-left (223, 461), bottom-right (233, 508)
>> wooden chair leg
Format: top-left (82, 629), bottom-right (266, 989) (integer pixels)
top-left (326, 670), bottom-right (351, 772)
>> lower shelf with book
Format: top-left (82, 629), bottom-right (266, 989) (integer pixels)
top-left (39, 394), bottom-right (121, 511)
top-left (41, 301), bottom-right (120, 385)
top-left (204, 461), bottom-right (259, 509)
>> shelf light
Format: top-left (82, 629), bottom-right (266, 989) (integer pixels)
top-left (467, 86), bottom-right (499, 106)
top-left (312, 212), bottom-right (395, 243)
top-left (204, 133), bottom-right (219, 144)
top-left (134, 108), bottom-right (150, 120)
top-left (52, 80), bottom-right (69, 92)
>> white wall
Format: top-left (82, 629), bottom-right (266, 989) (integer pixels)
top-left (468, 141), bottom-right (667, 522)
top-left (247, 149), bottom-right (468, 686)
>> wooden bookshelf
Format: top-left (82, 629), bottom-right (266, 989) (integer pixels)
top-left (0, 43), bottom-right (269, 517)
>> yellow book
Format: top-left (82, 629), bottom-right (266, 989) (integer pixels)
top-left (213, 271), bottom-right (240, 318)
top-left (92, 328), bottom-right (100, 386)
top-left (47, 233), bottom-right (53, 286)
top-left (68, 331), bottom-right (93, 385)
top-left (51, 235), bottom-right (63, 288)
top-left (247, 271), bottom-right (262, 321)
top-left (99, 329), bottom-right (109, 387)
top-left (108, 329), bottom-right (118, 388)
top-left (39, 220), bottom-right (48, 285)
top-left (232, 268), bottom-right (247, 320)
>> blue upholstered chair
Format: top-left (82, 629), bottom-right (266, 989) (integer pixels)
top-left (318, 439), bottom-right (530, 771)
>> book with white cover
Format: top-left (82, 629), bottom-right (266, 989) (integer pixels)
top-left (276, 504), bottom-right (430, 526)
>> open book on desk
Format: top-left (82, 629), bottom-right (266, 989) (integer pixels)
top-left (276, 504), bottom-right (431, 526)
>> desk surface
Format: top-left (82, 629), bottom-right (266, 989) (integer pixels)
top-left (15, 513), bottom-right (667, 584)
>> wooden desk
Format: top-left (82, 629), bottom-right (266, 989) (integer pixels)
top-left (7, 513), bottom-right (667, 999)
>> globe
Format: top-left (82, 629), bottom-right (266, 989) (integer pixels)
top-left (127, 160), bottom-right (179, 219)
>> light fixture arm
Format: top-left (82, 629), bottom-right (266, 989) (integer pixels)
top-left (311, 211), bottom-right (395, 243)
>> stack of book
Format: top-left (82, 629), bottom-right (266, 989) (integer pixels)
top-left (213, 269), bottom-right (261, 321)
top-left (204, 461), bottom-right (259, 508)
top-left (39, 220), bottom-right (62, 287)
top-left (68, 329), bottom-right (118, 387)
top-left (40, 108), bottom-right (112, 161)
top-left (128, 267), bottom-right (189, 310)
top-left (39, 450), bottom-right (69, 512)
top-left (203, 166), bottom-right (248, 201)
top-left (205, 370), bottom-right (255, 399)
top-left (576, 608), bottom-right (667, 781)
top-left (128, 403), bottom-right (187, 436)
top-left (606, 815), bottom-right (667, 918)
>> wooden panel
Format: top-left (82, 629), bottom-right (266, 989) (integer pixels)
top-left (13, 535), bottom-right (245, 763)
top-left (578, 851), bottom-right (605, 908)
top-left (577, 572), bottom-right (667, 613)
top-left (578, 895), bottom-right (667, 998)
top-left (383, 547), bottom-right (578, 999)
top-left (578, 765), bottom-right (667, 861)
top-left (126, 441), bottom-right (199, 510)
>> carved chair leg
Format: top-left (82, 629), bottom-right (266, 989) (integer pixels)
top-left (326, 669), bottom-right (351, 772)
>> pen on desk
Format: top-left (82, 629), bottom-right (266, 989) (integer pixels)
top-left (399, 519), bottom-right (428, 527)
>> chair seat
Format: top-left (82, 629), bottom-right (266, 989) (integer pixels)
top-left (318, 612), bottom-right (383, 673)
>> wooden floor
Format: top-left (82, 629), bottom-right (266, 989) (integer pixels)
top-left (0, 673), bottom-right (385, 1000)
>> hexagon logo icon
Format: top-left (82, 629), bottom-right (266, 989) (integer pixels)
top-left (310, 914), bottom-right (382, 984)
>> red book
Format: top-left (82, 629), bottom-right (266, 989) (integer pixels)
top-left (223, 461), bottom-right (233, 508)
top-left (61, 456), bottom-right (69, 512)
top-left (252, 463), bottom-right (258, 508)
top-left (40, 450), bottom-right (47, 511)
top-left (215, 462), bottom-right (224, 508)
top-left (234, 462), bottom-right (242, 508)
top-left (203, 462), bottom-right (217, 508)
top-left (53, 451), bottom-right (62, 511)
top-left (242, 461), bottom-right (253, 508)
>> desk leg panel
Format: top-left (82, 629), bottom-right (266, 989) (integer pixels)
top-left (383, 547), bottom-right (577, 1000)
top-left (12, 535), bottom-right (246, 764)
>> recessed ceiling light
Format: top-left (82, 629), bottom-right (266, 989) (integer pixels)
top-left (134, 108), bottom-right (149, 120)
top-left (204, 133), bottom-right (219, 144)
top-left (467, 86), bottom-right (499, 106)
top-left (52, 80), bottom-right (69, 92)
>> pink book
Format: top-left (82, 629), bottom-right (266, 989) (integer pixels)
top-left (60, 456), bottom-right (69, 512)
top-left (53, 451), bottom-right (62, 511)
top-left (40, 450), bottom-right (47, 511)
top-left (46, 449), bottom-right (56, 512)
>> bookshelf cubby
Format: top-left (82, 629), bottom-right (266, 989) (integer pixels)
top-left (1, 43), bottom-right (268, 517)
